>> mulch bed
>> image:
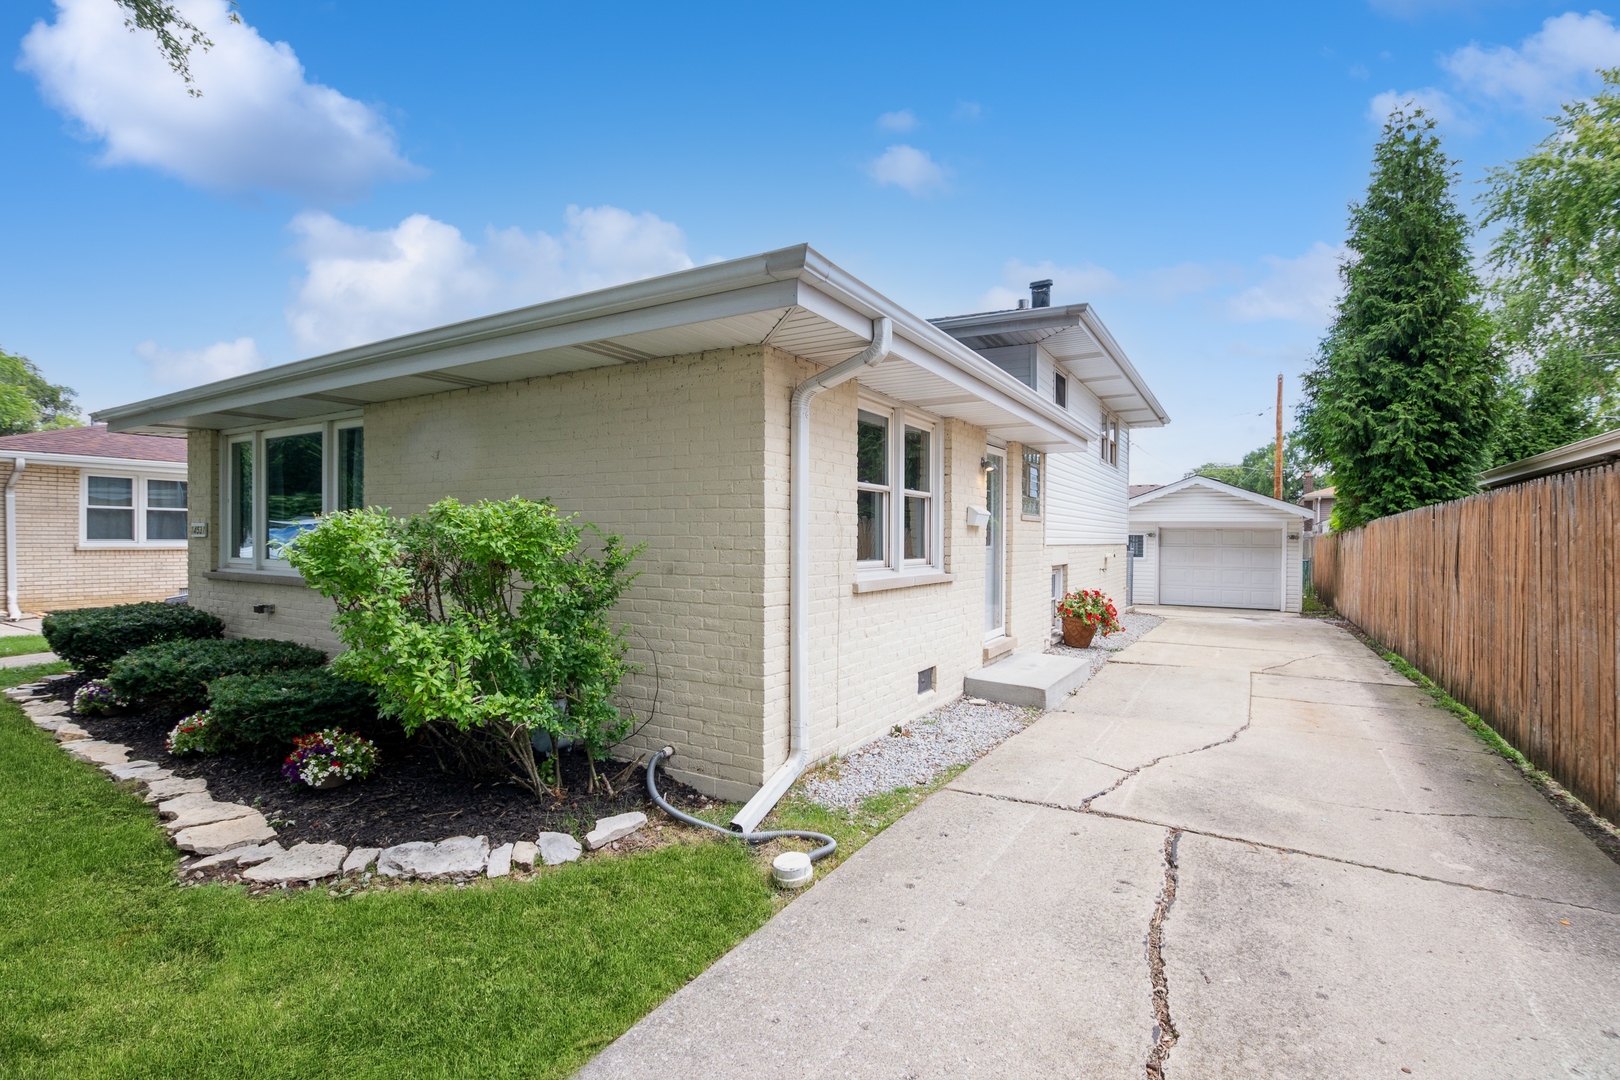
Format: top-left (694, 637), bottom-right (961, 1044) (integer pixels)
top-left (45, 678), bottom-right (713, 850)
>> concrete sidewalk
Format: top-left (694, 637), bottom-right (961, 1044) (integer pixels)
top-left (578, 609), bottom-right (1620, 1079)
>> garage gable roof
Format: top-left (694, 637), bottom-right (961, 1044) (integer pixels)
top-left (93, 245), bottom-right (1092, 453)
top-left (1129, 475), bottom-right (1313, 518)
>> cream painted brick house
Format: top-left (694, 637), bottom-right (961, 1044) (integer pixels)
top-left (0, 425), bottom-right (189, 618)
top-left (96, 248), bottom-right (1166, 823)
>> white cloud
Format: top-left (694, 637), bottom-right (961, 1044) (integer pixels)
top-left (1229, 242), bottom-right (1346, 325)
top-left (953, 101), bottom-right (983, 121)
top-left (18, 0), bottom-right (414, 200)
top-left (286, 205), bottom-right (695, 354)
top-left (1368, 86), bottom-right (1461, 126)
top-left (877, 109), bottom-right (918, 132)
top-left (136, 336), bottom-right (266, 385)
top-left (1441, 11), bottom-right (1620, 109)
top-left (867, 144), bottom-right (948, 195)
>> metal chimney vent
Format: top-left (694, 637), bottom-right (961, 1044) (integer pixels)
top-left (1030, 279), bottom-right (1053, 308)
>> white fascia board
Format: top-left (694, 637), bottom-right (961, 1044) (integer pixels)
top-left (97, 275), bottom-right (806, 431)
top-left (794, 262), bottom-right (1093, 450)
top-left (2, 451), bottom-right (187, 473)
top-left (1129, 474), bottom-right (1314, 518)
top-left (1075, 306), bottom-right (1170, 427)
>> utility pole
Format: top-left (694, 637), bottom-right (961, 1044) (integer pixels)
top-left (1274, 374), bottom-right (1284, 500)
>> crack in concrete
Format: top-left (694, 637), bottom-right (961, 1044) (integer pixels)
top-left (1316, 801), bottom-right (1530, 820)
top-left (1069, 699), bottom-right (1257, 812)
top-left (947, 787), bottom-right (1620, 916)
top-left (1144, 828), bottom-right (1181, 1079)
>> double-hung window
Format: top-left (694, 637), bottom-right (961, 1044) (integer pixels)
top-left (1022, 450), bottom-right (1043, 518)
top-left (82, 473), bottom-right (188, 546)
top-left (856, 400), bottom-right (942, 577)
top-left (223, 418), bottom-right (363, 571)
top-left (1100, 409), bottom-right (1120, 468)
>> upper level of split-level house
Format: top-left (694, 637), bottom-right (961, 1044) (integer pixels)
top-left (96, 247), bottom-right (1166, 809)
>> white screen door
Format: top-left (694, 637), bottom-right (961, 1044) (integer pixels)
top-left (985, 451), bottom-right (1005, 638)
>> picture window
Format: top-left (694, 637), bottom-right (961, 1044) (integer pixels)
top-left (223, 419), bottom-right (362, 571)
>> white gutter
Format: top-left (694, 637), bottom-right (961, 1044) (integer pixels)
top-left (730, 316), bottom-right (893, 833)
top-left (5, 457), bottom-right (25, 621)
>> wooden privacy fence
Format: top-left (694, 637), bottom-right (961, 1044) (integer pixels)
top-left (1314, 464), bottom-right (1620, 823)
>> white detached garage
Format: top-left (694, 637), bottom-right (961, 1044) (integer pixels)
top-left (1128, 476), bottom-right (1314, 612)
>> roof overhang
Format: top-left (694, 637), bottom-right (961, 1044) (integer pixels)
top-left (0, 451), bottom-right (187, 472)
top-left (94, 246), bottom-right (1092, 453)
top-left (929, 304), bottom-right (1169, 428)
top-left (1479, 428), bottom-right (1620, 489)
top-left (1129, 474), bottom-right (1314, 518)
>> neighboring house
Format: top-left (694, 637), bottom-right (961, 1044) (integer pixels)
top-left (1300, 484), bottom-right (1335, 535)
top-left (1479, 427), bottom-right (1620, 489)
top-left (931, 282), bottom-right (1169, 638)
top-left (94, 247), bottom-right (1165, 824)
top-left (0, 424), bottom-right (189, 619)
top-left (1128, 475), bottom-right (1313, 612)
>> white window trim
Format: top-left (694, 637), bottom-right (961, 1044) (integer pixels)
top-left (221, 415), bottom-right (361, 575)
top-left (79, 469), bottom-right (190, 550)
top-left (1100, 409), bottom-right (1121, 469)
top-left (856, 395), bottom-right (946, 590)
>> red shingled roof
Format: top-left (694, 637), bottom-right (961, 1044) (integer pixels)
top-left (0, 424), bottom-right (186, 462)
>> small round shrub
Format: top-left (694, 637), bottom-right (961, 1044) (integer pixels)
top-left (107, 638), bottom-right (327, 714)
top-left (166, 710), bottom-right (224, 756)
top-left (281, 729), bottom-right (378, 787)
top-left (72, 679), bottom-right (124, 716)
top-left (207, 667), bottom-right (376, 746)
top-left (43, 602), bottom-right (224, 676)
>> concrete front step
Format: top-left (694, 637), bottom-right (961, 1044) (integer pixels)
top-left (963, 650), bottom-right (1092, 710)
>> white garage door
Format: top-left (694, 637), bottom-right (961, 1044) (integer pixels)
top-left (1159, 528), bottom-right (1281, 610)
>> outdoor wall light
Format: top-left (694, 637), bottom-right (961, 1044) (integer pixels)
top-left (980, 456), bottom-right (996, 472)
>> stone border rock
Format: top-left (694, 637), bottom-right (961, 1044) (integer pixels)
top-left (7, 678), bottom-right (654, 890)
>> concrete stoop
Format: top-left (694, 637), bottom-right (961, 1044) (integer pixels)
top-left (963, 650), bottom-right (1092, 710)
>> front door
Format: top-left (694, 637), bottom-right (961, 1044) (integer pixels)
top-left (985, 451), bottom-right (1005, 639)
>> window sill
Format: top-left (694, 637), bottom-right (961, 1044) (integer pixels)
top-left (205, 569), bottom-right (310, 587)
top-left (852, 570), bottom-right (954, 594)
top-left (1020, 514), bottom-right (1043, 523)
top-left (77, 542), bottom-right (188, 552)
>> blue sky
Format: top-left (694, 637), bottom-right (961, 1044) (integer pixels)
top-left (4, 0), bottom-right (1617, 482)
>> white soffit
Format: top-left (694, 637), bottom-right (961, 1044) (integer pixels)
top-left (94, 247), bottom-right (1088, 452)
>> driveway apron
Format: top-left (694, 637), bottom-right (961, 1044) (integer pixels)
top-left (578, 609), bottom-right (1620, 1079)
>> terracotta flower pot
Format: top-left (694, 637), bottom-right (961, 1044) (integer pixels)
top-left (1061, 616), bottom-right (1097, 649)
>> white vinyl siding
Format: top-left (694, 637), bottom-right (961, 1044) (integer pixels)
top-left (1158, 528), bottom-right (1281, 609)
top-left (1044, 377), bottom-right (1129, 546)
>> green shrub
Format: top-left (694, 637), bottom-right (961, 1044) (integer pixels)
top-left (106, 637), bottom-right (327, 713)
top-left (287, 496), bottom-right (640, 798)
top-left (42, 602), bottom-right (224, 676)
top-left (207, 668), bottom-right (376, 745)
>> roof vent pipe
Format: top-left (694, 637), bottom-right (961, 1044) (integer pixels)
top-left (1030, 279), bottom-right (1053, 308)
top-left (729, 316), bottom-right (893, 834)
top-left (1016, 299), bottom-right (1028, 310)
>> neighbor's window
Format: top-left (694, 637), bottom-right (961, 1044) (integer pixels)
top-left (1022, 450), bottom-right (1043, 518)
top-left (1100, 410), bottom-right (1120, 467)
top-left (224, 419), bottom-right (362, 571)
top-left (1054, 373), bottom-right (1068, 409)
top-left (856, 403), bottom-right (941, 574)
top-left (83, 474), bottom-right (187, 546)
top-left (856, 410), bottom-right (889, 564)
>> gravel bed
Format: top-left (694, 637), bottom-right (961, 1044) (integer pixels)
top-left (1046, 610), bottom-right (1164, 672)
top-left (803, 698), bottom-right (1039, 810)
top-left (801, 611), bottom-right (1164, 812)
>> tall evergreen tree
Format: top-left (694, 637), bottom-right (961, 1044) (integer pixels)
top-left (1298, 108), bottom-right (1499, 529)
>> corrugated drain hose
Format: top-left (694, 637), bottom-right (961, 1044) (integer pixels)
top-left (646, 747), bottom-right (835, 887)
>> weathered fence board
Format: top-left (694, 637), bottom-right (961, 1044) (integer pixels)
top-left (1314, 464), bottom-right (1620, 823)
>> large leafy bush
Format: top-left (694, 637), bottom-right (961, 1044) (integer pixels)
top-left (287, 497), bottom-right (640, 797)
top-left (207, 668), bottom-right (376, 746)
top-left (107, 637), bottom-right (326, 713)
top-left (43, 602), bottom-right (224, 676)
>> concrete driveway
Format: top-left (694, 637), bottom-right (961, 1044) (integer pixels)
top-left (578, 609), bottom-right (1620, 1079)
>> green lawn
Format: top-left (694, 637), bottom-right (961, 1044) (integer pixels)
top-left (0, 634), bottom-right (52, 658)
top-left (0, 663), bottom-right (775, 1080)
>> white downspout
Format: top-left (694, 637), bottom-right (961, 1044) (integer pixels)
top-left (5, 456), bottom-right (25, 621)
top-left (730, 316), bottom-right (893, 832)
